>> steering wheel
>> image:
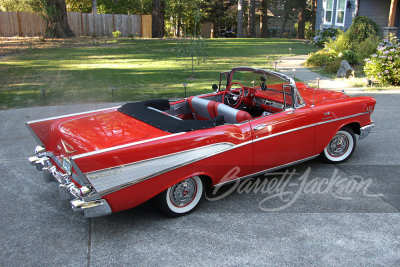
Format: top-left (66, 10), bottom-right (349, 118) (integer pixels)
top-left (223, 82), bottom-right (244, 108)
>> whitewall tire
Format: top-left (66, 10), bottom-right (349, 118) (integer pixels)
top-left (156, 176), bottom-right (204, 217)
top-left (320, 127), bottom-right (356, 163)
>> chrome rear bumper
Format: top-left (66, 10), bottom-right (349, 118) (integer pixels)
top-left (29, 147), bottom-right (112, 218)
top-left (359, 123), bottom-right (374, 140)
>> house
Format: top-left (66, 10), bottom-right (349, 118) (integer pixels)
top-left (316, 0), bottom-right (400, 37)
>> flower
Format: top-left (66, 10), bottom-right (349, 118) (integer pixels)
top-left (385, 69), bottom-right (389, 73)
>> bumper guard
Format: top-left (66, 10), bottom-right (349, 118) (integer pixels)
top-left (29, 146), bottom-right (112, 218)
top-left (359, 123), bottom-right (374, 140)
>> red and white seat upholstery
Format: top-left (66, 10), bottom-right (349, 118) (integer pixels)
top-left (188, 96), bottom-right (251, 124)
top-left (188, 96), bottom-right (217, 120)
top-left (213, 102), bottom-right (252, 124)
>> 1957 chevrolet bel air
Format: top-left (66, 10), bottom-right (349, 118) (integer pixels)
top-left (27, 67), bottom-right (375, 218)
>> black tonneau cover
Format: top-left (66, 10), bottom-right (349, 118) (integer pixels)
top-left (118, 99), bottom-right (225, 133)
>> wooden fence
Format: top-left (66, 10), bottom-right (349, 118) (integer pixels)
top-left (0, 11), bottom-right (152, 38)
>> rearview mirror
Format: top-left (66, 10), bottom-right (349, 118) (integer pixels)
top-left (212, 84), bottom-right (218, 91)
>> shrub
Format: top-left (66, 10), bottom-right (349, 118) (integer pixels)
top-left (347, 16), bottom-right (381, 43)
top-left (305, 22), bottom-right (315, 40)
top-left (306, 50), bottom-right (335, 67)
top-left (268, 27), bottom-right (280, 37)
top-left (341, 50), bottom-right (358, 65)
top-left (112, 30), bottom-right (121, 38)
top-left (323, 58), bottom-right (342, 73)
top-left (324, 29), bottom-right (350, 56)
top-left (386, 33), bottom-right (399, 45)
top-left (364, 41), bottom-right (400, 85)
top-left (312, 25), bottom-right (339, 47)
top-left (354, 34), bottom-right (381, 62)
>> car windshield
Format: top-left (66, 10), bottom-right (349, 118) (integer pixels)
top-left (225, 68), bottom-right (304, 108)
top-left (231, 70), bottom-right (286, 88)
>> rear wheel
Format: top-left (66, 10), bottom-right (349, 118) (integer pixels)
top-left (320, 127), bottom-right (356, 163)
top-left (155, 176), bottom-right (204, 217)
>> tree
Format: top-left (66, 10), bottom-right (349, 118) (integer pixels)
top-left (65, 0), bottom-right (92, 13)
top-left (165, 0), bottom-right (201, 37)
top-left (92, 0), bottom-right (96, 13)
top-left (297, 0), bottom-right (307, 39)
top-left (36, 0), bottom-right (75, 38)
top-left (248, 0), bottom-right (255, 38)
top-left (94, 0), bottom-right (152, 14)
top-left (201, 0), bottom-right (234, 38)
top-left (260, 0), bottom-right (269, 38)
top-left (152, 0), bottom-right (165, 38)
top-left (278, 0), bottom-right (296, 38)
top-left (237, 0), bottom-right (244, 38)
top-left (310, 0), bottom-right (317, 31)
top-left (0, 0), bottom-right (38, 12)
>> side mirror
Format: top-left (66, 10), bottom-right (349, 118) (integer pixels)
top-left (212, 84), bottom-right (218, 91)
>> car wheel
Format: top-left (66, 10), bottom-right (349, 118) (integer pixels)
top-left (156, 176), bottom-right (204, 217)
top-left (320, 127), bottom-right (356, 163)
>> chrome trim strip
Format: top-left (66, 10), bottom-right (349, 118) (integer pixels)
top-left (215, 154), bottom-right (320, 187)
top-left (25, 122), bottom-right (44, 146)
top-left (26, 106), bottom-right (120, 124)
top-left (87, 142), bottom-right (231, 174)
top-left (87, 143), bottom-right (236, 196)
top-left (252, 110), bottom-right (373, 144)
top-left (315, 111), bottom-right (373, 126)
top-left (253, 123), bottom-right (315, 144)
top-left (72, 132), bottom-right (186, 159)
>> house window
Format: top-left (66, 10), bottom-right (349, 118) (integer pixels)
top-left (336, 0), bottom-right (346, 25)
top-left (324, 0), bottom-right (334, 24)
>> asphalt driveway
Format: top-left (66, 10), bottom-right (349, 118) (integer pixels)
top-left (1, 92), bottom-right (399, 266)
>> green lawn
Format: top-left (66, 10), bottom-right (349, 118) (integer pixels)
top-left (0, 38), bottom-right (318, 109)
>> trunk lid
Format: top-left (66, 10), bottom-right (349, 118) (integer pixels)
top-left (28, 109), bottom-right (169, 157)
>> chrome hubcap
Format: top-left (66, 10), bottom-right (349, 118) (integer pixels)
top-left (170, 178), bottom-right (197, 207)
top-left (327, 134), bottom-right (349, 157)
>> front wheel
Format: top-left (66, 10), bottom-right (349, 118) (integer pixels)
top-left (319, 127), bottom-right (356, 163)
top-left (155, 176), bottom-right (204, 217)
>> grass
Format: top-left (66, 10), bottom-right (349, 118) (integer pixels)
top-left (0, 38), bottom-right (318, 109)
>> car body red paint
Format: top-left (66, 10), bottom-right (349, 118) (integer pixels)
top-left (27, 67), bottom-right (375, 218)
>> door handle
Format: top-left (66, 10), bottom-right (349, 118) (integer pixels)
top-left (254, 124), bottom-right (267, 131)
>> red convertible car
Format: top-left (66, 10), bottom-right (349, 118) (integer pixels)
top-left (27, 67), bottom-right (375, 218)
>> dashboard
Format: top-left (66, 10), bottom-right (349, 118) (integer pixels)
top-left (253, 97), bottom-right (285, 110)
top-left (243, 87), bottom-right (285, 112)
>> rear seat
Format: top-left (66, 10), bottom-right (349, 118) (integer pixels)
top-left (188, 96), bottom-right (217, 120)
top-left (188, 96), bottom-right (251, 124)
